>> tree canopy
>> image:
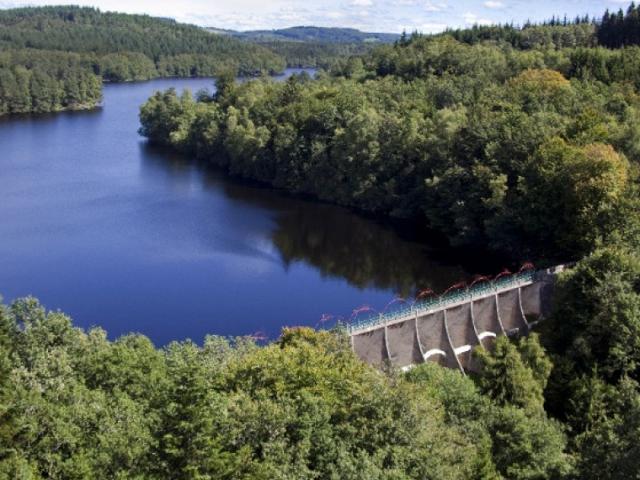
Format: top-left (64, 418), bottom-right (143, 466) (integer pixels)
top-left (0, 6), bottom-right (286, 115)
top-left (139, 36), bottom-right (640, 260)
top-left (0, 297), bottom-right (574, 479)
top-left (0, 6), bottom-right (284, 73)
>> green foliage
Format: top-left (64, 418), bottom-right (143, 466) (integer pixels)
top-left (406, 359), bottom-right (572, 480)
top-left (443, 22), bottom-right (596, 50)
top-left (487, 405), bottom-right (571, 480)
top-left (98, 52), bottom-right (157, 82)
top-left (0, 6), bottom-right (284, 75)
top-left (257, 41), bottom-right (371, 69)
top-left (540, 246), bottom-right (640, 478)
top-left (598, 3), bottom-right (640, 48)
top-left (0, 5), bottom-right (286, 115)
top-left (466, 336), bottom-right (572, 480)
top-left (515, 138), bottom-right (630, 255)
top-left (474, 335), bottom-right (552, 414)
top-left (206, 25), bottom-right (398, 69)
top-left (139, 48), bottom-right (638, 259)
top-left (0, 298), bottom-right (573, 479)
top-left (545, 246), bottom-right (640, 383)
top-left (568, 375), bottom-right (640, 480)
top-left (228, 26), bottom-right (399, 44)
top-left (0, 49), bottom-right (102, 114)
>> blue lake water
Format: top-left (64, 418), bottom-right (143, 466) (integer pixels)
top-left (0, 70), bottom-right (489, 345)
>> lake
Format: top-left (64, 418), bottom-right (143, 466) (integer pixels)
top-left (0, 70), bottom-right (499, 345)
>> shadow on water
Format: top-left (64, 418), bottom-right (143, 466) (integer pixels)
top-left (0, 105), bottom-right (104, 126)
top-left (140, 143), bottom-right (508, 297)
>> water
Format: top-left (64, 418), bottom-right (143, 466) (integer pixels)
top-left (0, 70), bottom-right (496, 345)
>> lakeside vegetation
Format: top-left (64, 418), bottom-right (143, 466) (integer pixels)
top-left (0, 7), bottom-right (399, 115)
top-left (0, 297), bottom-right (571, 479)
top-left (139, 40), bottom-right (640, 260)
top-left (249, 41), bottom-right (371, 69)
top-left (135, 5), bottom-right (640, 477)
top-left (0, 6), bottom-right (285, 115)
top-left (0, 6), bottom-right (285, 74)
top-left (0, 49), bottom-right (102, 114)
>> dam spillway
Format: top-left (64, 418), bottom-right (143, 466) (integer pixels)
top-left (349, 266), bottom-right (563, 373)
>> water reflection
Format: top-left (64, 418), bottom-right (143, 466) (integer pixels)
top-left (141, 143), bottom-right (502, 297)
top-left (271, 206), bottom-right (467, 295)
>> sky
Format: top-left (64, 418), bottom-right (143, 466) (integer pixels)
top-left (0, 0), bottom-right (633, 33)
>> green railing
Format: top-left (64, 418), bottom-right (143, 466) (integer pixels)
top-left (348, 270), bottom-right (536, 334)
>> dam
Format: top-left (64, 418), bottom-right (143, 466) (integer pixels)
top-left (348, 266), bottom-right (564, 373)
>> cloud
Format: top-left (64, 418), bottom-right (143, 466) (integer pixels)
top-left (414, 22), bottom-right (449, 33)
top-left (463, 11), bottom-right (493, 25)
top-left (0, 0), bottom-right (614, 33)
top-left (424, 1), bottom-right (448, 12)
top-left (484, 1), bottom-right (505, 8)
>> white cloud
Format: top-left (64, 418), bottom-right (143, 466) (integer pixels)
top-left (325, 10), bottom-right (345, 19)
top-left (413, 22), bottom-right (449, 33)
top-left (424, 1), bottom-right (447, 12)
top-left (0, 0), bottom-right (611, 33)
top-left (463, 11), bottom-right (493, 25)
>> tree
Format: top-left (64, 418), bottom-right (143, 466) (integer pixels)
top-left (516, 138), bottom-right (629, 256)
top-left (474, 335), bottom-right (551, 414)
top-left (156, 342), bottom-right (235, 479)
top-left (569, 376), bottom-right (640, 479)
top-left (545, 246), bottom-right (640, 384)
top-left (488, 405), bottom-right (572, 480)
top-left (0, 302), bottom-right (20, 473)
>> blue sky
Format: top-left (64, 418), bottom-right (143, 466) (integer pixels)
top-left (0, 0), bottom-right (632, 33)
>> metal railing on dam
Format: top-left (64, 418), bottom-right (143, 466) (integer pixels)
top-left (349, 266), bottom-right (563, 373)
top-left (348, 270), bottom-right (537, 335)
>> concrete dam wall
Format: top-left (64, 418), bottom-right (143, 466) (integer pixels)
top-left (349, 266), bottom-right (562, 373)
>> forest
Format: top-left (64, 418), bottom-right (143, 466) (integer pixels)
top-left (135, 6), bottom-right (640, 477)
top-left (249, 41), bottom-right (372, 69)
top-left (0, 49), bottom-right (101, 114)
top-left (139, 39), bottom-right (640, 260)
top-left (1, 246), bottom-right (638, 478)
top-left (0, 6), bottom-right (284, 71)
top-left (218, 26), bottom-right (398, 68)
top-left (0, 297), bottom-right (578, 478)
top-left (0, 6), bottom-right (285, 114)
top-left (219, 26), bottom-right (399, 44)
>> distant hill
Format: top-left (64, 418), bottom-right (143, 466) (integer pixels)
top-left (0, 6), bottom-right (285, 74)
top-left (0, 5), bottom-right (287, 115)
top-left (207, 26), bottom-right (399, 44)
